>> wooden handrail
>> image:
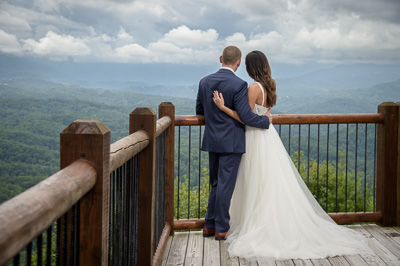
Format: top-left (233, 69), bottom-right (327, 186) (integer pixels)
top-left (175, 113), bottom-right (385, 126)
top-left (110, 130), bottom-right (150, 172)
top-left (109, 116), bottom-right (172, 172)
top-left (0, 160), bottom-right (97, 265)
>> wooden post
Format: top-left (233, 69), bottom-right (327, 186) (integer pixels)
top-left (158, 102), bottom-right (175, 235)
top-left (398, 102), bottom-right (400, 226)
top-left (376, 102), bottom-right (399, 226)
top-left (60, 120), bottom-right (110, 266)
top-left (130, 108), bottom-right (156, 266)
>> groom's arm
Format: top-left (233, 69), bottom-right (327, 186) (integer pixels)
top-left (234, 83), bottom-right (270, 129)
top-left (196, 83), bottom-right (204, 115)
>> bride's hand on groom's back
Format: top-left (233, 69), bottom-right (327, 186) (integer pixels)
top-left (265, 108), bottom-right (272, 124)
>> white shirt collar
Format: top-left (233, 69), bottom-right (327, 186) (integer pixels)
top-left (221, 66), bottom-right (235, 73)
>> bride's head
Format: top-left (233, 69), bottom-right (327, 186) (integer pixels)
top-left (245, 51), bottom-right (277, 107)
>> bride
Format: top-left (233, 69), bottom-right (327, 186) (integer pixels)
top-left (212, 50), bottom-right (370, 259)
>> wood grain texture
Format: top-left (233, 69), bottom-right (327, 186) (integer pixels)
top-left (159, 103), bottom-right (175, 235)
top-left (109, 130), bottom-right (149, 172)
top-left (184, 231), bottom-right (203, 266)
top-left (0, 160), bottom-right (96, 265)
top-left (153, 223), bottom-right (171, 266)
top-left (130, 108), bottom-right (157, 266)
top-left (60, 119), bottom-right (111, 266)
top-left (174, 113), bottom-right (385, 126)
top-left (377, 102), bottom-right (399, 226)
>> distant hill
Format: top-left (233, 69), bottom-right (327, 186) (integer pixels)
top-left (275, 79), bottom-right (400, 114)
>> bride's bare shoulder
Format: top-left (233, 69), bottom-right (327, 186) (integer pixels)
top-left (248, 83), bottom-right (262, 96)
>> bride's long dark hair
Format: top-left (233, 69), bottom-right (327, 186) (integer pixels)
top-left (245, 50), bottom-right (277, 107)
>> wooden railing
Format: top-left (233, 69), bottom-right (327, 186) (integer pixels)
top-left (0, 101), bottom-right (398, 266)
top-left (173, 102), bottom-right (400, 230)
top-left (0, 103), bottom-right (175, 266)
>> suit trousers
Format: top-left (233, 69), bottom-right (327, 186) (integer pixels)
top-left (205, 152), bottom-right (242, 233)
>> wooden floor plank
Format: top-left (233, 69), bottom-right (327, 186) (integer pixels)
top-left (373, 226), bottom-right (400, 250)
top-left (310, 258), bottom-right (332, 266)
top-left (165, 232), bottom-right (189, 265)
top-left (351, 225), bottom-right (397, 266)
top-left (161, 225), bottom-right (400, 266)
top-left (160, 236), bottom-right (173, 266)
top-left (343, 255), bottom-right (371, 266)
top-left (328, 256), bottom-right (350, 266)
top-left (363, 224), bottom-right (400, 259)
top-left (220, 240), bottom-right (240, 266)
top-left (239, 257), bottom-right (259, 266)
top-left (184, 231), bottom-right (203, 266)
top-left (258, 257), bottom-right (278, 266)
top-left (292, 259), bottom-right (313, 266)
top-left (204, 236), bottom-right (220, 265)
top-left (275, 260), bottom-right (295, 266)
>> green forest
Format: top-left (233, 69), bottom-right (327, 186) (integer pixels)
top-left (0, 77), bottom-right (397, 213)
top-left (0, 79), bottom-right (194, 203)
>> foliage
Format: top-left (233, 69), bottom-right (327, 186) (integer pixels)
top-left (174, 151), bottom-right (375, 219)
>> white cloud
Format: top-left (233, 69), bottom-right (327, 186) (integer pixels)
top-left (0, 10), bottom-right (31, 32)
top-left (22, 31), bottom-right (91, 60)
top-left (160, 25), bottom-right (219, 48)
top-left (0, 30), bottom-right (23, 55)
top-left (33, 0), bottom-right (60, 13)
top-left (0, 0), bottom-right (399, 64)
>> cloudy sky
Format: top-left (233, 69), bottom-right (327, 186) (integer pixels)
top-left (1, 0), bottom-right (400, 67)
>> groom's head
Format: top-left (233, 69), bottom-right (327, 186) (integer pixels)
top-left (220, 46), bottom-right (242, 72)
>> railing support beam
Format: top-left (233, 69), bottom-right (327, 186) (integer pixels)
top-left (159, 102), bottom-right (175, 235)
top-left (377, 102), bottom-right (399, 226)
top-left (60, 120), bottom-right (111, 265)
top-left (130, 108), bottom-right (157, 266)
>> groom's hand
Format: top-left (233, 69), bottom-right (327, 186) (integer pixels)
top-left (265, 108), bottom-right (272, 124)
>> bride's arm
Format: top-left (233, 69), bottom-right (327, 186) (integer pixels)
top-left (213, 91), bottom-right (244, 124)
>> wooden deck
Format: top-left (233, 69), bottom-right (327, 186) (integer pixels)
top-left (161, 224), bottom-right (400, 265)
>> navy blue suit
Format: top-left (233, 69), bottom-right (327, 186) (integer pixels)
top-left (196, 68), bottom-right (270, 232)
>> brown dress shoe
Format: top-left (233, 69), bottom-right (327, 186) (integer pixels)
top-left (215, 232), bottom-right (227, 240)
top-left (203, 227), bottom-right (215, 237)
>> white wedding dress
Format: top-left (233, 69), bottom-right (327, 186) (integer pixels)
top-left (226, 82), bottom-right (370, 259)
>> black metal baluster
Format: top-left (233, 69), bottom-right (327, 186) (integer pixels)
top-left (298, 125), bottom-right (301, 171)
top-left (317, 124), bottom-right (320, 201)
top-left (198, 125), bottom-right (202, 218)
top-left (373, 124), bottom-right (377, 212)
top-left (288, 125), bottom-right (291, 155)
top-left (307, 124), bottom-right (310, 186)
top-left (27, 242), bottom-right (32, 265)
top-left (364, 124), bottom-right (368, 212)
top-left (326, 124), bottom-right (330, 212)
top-left (345, 124), bottom-right (349, 212)
top-left (46, 225), bottom-right (52, 266)
top-left (13, 253), bottom-right (20, 266)
top-left (177, 126), bottom-right (181, 219)
top-left (70, 204), bottom-right (75, 265)
top-left (76, 202), bottom-right (80, 265)
top-left (188, 126), bottom-right (191, 219)
top-left (335, 124), bottom-right (339, 213)
top-left (56, 218), bottom-right (61, 266)
top-left (279, 124), bottom-right (281, 137)
top-left (38, 233), bottom-right (43, 265)
top-left (355, 123), bottom-right (359, 212)
top-left (63, 213), bottom-right (68, 265)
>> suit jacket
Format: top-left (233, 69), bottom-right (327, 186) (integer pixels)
top-left (196, 68), bottom-right (270, 153)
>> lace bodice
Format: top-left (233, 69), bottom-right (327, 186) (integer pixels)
top-left (253, 103), bottom-right (269, 116)
top-left (252, 82), bottom-right (268, 116)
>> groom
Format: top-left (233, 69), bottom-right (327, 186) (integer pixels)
top-left (196, 46), bottom-right (271, 240)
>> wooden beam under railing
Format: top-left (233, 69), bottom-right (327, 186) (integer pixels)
top-left (173, 212), bottom-right (383, 231)
top-left (175, 113), bottom-right (385, 126)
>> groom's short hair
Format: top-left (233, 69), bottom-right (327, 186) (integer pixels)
top-left (222, 46), bottom-right (242, 65)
